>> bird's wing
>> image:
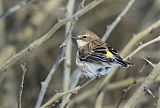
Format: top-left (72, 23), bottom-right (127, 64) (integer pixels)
top-left (79, 44), bottom-right (129, 67)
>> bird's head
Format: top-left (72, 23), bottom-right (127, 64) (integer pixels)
top-left (73, 31), bottom-right (100, 47)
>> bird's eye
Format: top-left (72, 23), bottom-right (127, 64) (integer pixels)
top-left (83, 36), bottom-right (86, 38)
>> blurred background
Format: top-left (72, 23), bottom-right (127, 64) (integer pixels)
top-left (0, 0), bottom-right (160, 108)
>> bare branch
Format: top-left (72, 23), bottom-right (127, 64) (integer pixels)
top-left (102, 0), bottom-right (136, 41)
top-left (142, 57), bottom-right (155, 67)
top-left (40, 86), bottom-right (80, 108)
top-left (17, 63), bottom-right (27, 108)
top-left (144, 87), bottom-right (155, 98)
top-left (121, 19), bottom-right (160, 57)
top-left (35, 48), bottom-right (65, 108)
top-left (125, 36), bottom-right (160, 60)
top-left (61, 0), bottom-right (76, 108)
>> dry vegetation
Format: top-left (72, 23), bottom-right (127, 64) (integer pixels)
top-left (0, 0), bottom-right (160, 108)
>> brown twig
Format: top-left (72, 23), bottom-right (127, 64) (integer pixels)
top-left (116, 80), bottom-right (137, 108)
top-left (124, 36), bottom-right (160, 60)
top-left (17, 63), bottom-right (27, 108)
top-left (61, 0), bottom-right (76, 107)
top-left (142, 57), bottom-right (155, 67)
top-left (35, 47), bottom-right (65, 108)
top-left (102, 0), bottom-right (136, 41)
top-left (40, 86), bottom-right (80, 108)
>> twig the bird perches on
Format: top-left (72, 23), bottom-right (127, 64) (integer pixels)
top-left (17, 63), bottom-right (26, 108)
top-left (123, 61), bottom-right (160, 108)
top-left (0, 0), bottom-right (105, 74)
top-left (102, 0), bottom-right (136, 41)
top-left (40, 86), bottom-right (80, 108)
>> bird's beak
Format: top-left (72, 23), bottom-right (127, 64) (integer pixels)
top-left (72, 36), bottom-right (78, 40)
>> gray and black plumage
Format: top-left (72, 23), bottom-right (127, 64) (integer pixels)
top-left (73, 31), bottom-right (133, 78)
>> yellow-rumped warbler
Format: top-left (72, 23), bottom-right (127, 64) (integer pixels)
top-left (73, 31), bottom-right (133, 78)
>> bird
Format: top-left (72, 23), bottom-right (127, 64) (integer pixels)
top-left (73, 31), bottom-right (133, 78)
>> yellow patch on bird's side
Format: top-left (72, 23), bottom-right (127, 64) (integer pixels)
top-left (106, 50), bottom-right (113, 58)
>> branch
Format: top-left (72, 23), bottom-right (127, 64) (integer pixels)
top-left (142, 57), bottom-right (155, 67)
top-left (121, 19), bottom-right (160, 57)
top-left (123, 62), bottom-right (160, 108)
top-left (17, 63), bottom-right (27, 108)
top-left (40, 86), bottom-right (80, 108)
top-left (61, 0), bottom-right (76, 107)
top-left (102, 0), bottom-right (136, 41)
top-left (0, 0), bottom-right (105, 74)
top-left (63, 0), bottom-right (75, 93)
top-left (35, 47), bottom-right (65, 108)
top-left (124, 36), bottom-right (160, 60)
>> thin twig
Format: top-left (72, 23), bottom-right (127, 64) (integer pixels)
top-left (60, 68), bottom-right (81, 108)
top-left (142, 57), bottom-right (155, 67)
top-left (17, 63), bottom-right (27, 108)
top-left (123, 62), bottom-right (160, 108)
top-left (0, 0), bottom-right (105, 74)
top-left (61, 0), bottom-right (76, 107)
top-left (63, 0), bottom-right (75, 93)
top-left (102, 0), bottom-right (136, 41)
top-left (35, 47), bottom-right (65, 108)
top-left (40, 86), bottom-right (80, 108)
top-left (121, 19), bottom-right (160, 57)
top-left (116, 80), bottom-right (136, 108)
top-left (125, 36), bottom-right (160, 60)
